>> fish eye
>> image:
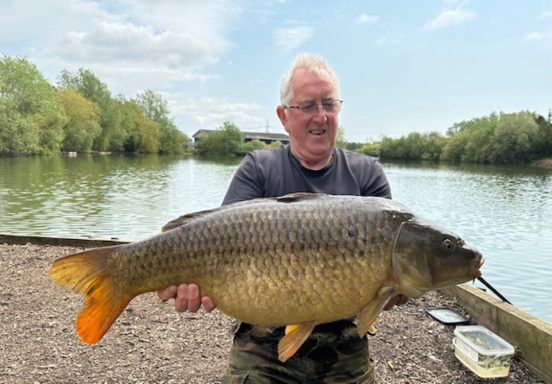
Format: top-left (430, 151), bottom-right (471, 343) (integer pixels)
top-left (442, 239), bottom-right (456, 252)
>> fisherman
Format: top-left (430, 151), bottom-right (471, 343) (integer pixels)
top-left (158, 53), bottom-right (408, 383)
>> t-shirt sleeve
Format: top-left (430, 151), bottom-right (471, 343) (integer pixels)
top-left (222, 153), bottom-right (265, 205)
top-left (362, 159), bottom-right (392, 199)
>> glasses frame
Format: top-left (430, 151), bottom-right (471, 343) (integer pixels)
top-left (283, 99), bottom-right (343, 115)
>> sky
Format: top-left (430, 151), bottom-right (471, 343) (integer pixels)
top-left (1, 0), bottom-right (551, 142)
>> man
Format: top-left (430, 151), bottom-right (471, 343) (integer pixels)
top-left (159, 53), bottom-right (406, 383)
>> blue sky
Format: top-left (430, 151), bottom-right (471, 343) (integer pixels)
top-left (1, 0), bottom-right (551, 142)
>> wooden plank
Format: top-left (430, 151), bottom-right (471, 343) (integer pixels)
top-left (0, 233), bottom-right (129, 248)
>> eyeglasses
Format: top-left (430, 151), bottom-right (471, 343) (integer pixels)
top-left (283, 99), bottom-right (343, 115)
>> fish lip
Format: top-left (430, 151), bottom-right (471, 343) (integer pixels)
top-left (471, 257), bottom-right (485, 279)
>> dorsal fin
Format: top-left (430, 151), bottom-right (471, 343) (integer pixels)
top-left (162, 208), bottom-right (221, 232)
top-left (276, 192), bottom-right (325, 203)
top-left (161, 197), bottom-right (278, 232)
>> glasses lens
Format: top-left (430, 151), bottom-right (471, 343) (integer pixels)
top-left (322, 101), bottom-right (338, 112)
top-left (299, 102), bottom-right (316, 113)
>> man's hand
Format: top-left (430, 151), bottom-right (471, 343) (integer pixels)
top-left (158, 283), bottom-right (216, 313)
top-left (383, 294), bottom-right (408, 311)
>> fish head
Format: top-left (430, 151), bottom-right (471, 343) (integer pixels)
top-left (391, 218), bottom-right (484, 298)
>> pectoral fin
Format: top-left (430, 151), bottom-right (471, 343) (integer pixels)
top-left (356, 286), bottom-right (395, 336)
top-left (277, 322), bottom-right (316, 362)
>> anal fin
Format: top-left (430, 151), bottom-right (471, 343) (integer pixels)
top-left (277, 322), bottom-right (316, 362)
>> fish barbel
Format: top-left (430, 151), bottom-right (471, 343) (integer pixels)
top-left (49, 193), bottom-right (483, 362)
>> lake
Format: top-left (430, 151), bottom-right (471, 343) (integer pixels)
top-left (1, 154), bottom-right (551, 323)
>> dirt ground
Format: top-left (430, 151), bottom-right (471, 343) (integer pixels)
top-left (0, 243), bottom-right (543, 384)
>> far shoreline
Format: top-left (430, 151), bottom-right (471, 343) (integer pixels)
top-left (532, 157), bottom-right (552, 170)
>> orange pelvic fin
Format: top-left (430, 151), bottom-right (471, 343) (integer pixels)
top-left (49, 246), bottom-right (133, 344)
top-left (278, 321), bottom-right (316, 362)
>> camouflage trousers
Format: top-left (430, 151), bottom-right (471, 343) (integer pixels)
top-left (222, 321), bottom-right (375, 384)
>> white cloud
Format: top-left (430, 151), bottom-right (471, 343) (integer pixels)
top-left (424, 8), bottom-right (476, 30)
top-left (274, 26), bottom-right (314, 52)
top-left (168, 94), bottom-right (265, 132)
top-left (54, 21), bottom-right (216, 68)
top-left (525, 31), bottom-right (552, 41)
top-left (356, 14), bottom-right (379, 24)
top-left (374, 34), bottom-right (403, 46)
top-left (540, 10), bottom-right (552, 19)
top-left (1, 0), bottom-right (240, 95)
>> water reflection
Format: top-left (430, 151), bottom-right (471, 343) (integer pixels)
top-left (0, 155), bottom-right (240, 240)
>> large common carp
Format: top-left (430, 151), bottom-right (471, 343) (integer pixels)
top-left (49, 193), bottom-right (483, 362)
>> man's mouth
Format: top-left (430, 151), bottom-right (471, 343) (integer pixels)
top-left (308, 128), bottom-right (326, 136)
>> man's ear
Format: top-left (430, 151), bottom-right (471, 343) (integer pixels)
top-left (276, 106), bottom-right (289, 132)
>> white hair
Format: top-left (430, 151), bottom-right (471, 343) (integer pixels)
top-left (279, 53), bottom-right (339, 105)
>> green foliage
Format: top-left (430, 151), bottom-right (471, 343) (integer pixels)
top-left (335, 127), bottom-right (347, 149)
top-left (121, 101), bottom-right (159, 153)
top-left (0, 55), bottom-right (66, 154)
top-left (1, 56), bottom-right (190, 156)
top-left (268, 140), bottom-right (283, 149)
top-left (489, 112), bottom-right (540, 163)
top-left (379, 132), bottom-right (445, 161)
top-left (441, 112), bottom-right (544, 164)
top-left (241, 139), bottom-right (267, 154)
top-left (134, 89), bottom-right (190, 154)
top-left (57, 89), bottom-right (101, 152)
top-left (534, 110), bottom-right (552, 156)
top-left (58, 68), bottom-right (127, 151)
top-left (159, 124), bottom-right (191, 154)
top-left (346, 142), bottom-right (364, 151)
top-left (195, 121), bottom-right (244, 156)
top-left (358, 141), bottom-right (380, 157)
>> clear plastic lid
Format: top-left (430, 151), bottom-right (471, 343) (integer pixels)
top-left (454, 325), bottom-right (515, 356)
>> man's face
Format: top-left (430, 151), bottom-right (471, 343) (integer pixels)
top-left (277, 67), bottom-right (339, 169)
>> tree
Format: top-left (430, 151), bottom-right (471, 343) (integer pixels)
top-left (241, 139), bottom-right (266, 154)
top-left (421, 132), bottom-right (446, 161)
top-left (335, 127), bottom-right (347, 149)
top-left (58, 68), bottom-right (127, 151)
top-left (134, 89), bottom-right (190, 154)
top-left (358, 141), bottom-right (380, 157)
top-left (490, 112), bottom-right (540, 163)
top-left (0, 55), bottom-right (66, 154)
top-left (195, 122), bottom-right (243, 156)
top-left (534, 110), bottom-right (552, 157)
top-left (268, 140), bottom-right (283, 149)
top-left (57, 89), bottom-right (101, 152)
top-left (121, 101), bottom-right (159, 153)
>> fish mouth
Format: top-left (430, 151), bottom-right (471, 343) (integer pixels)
top-left (471, 257), bottom-right (485, 279)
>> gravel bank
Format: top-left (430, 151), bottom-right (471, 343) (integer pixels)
top-left (0, 243), bottom-right (542, 383)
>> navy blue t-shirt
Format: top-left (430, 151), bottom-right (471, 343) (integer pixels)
top-left (223, 145), bottom-right (391, 205)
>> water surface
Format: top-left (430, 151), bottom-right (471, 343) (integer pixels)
top-left (1, 155), bottom-right (550, 323)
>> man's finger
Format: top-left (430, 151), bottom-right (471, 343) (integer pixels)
top-left (202, 296), bottom-right (216, 312)
top-left (174, 284), bottom-right (189, 312)
top-left (186, 284), bottom-right (201, 312)
top-left (158, 285), bottom-right (178, 301)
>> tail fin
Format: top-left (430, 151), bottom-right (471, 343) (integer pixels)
top-left (49, 246), bottom-right (134, 344)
